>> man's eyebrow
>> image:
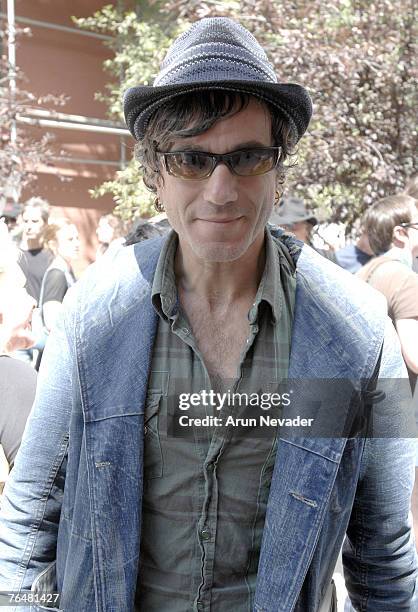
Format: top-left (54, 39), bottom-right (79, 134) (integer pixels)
top-left (168, 140), bottom-right (272, 152)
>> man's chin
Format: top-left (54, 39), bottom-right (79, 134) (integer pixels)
top-left (189, 238), bottom-right (250, 263)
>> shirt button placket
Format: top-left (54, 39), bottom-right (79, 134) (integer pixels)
top-left (200, 528), bottom-right (211, 541)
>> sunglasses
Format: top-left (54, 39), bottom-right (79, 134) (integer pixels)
top-left (400, 222), bottom-right (418, 230)
top-left (157, 147), bottom-right (281, 180)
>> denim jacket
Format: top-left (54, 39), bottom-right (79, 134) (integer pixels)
top-left (0, 231), bottom-right (417, 612)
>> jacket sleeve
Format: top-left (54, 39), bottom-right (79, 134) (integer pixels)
top-left (343, 319), bottom-right (418, 610)
top-left (0, 287), bottom-right (78, 606)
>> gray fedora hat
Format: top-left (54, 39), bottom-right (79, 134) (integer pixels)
top-left (123, 17), bottom-right (312, 142)
top-left (269, 196), bottom-right (317, 226)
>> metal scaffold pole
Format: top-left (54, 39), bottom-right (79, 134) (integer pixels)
top-left (7, 0), bottom-right (16, 147)
top-left (6, 0), bottom-right (20, 208)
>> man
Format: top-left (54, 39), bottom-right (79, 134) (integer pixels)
top-left (270, 195), bottom-right (318, 243)
top-left (357, 194), bottom-right (418, 392)
top-left (356, 193), bottom-right (418, 556)
top-left (270, 195), bottom-right (337, 262)
top-left (0, 18), bottom-right (417, 612)
top-left (18, 197), bottom-right (53, 303)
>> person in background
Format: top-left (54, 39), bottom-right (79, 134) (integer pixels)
top-left (0, 220), bottom-right (37, 491)
top-left (269, 195), bottom-right (317, 242)
top-left (335, 213), bottom-right (374, 273)
top-left (96, 213), bottom-right (130, 257)
top-left (357, 193), bottom-right (418, 552)
top-left (403, 176), bottom-right (418, 543)
top-left (357, 194), bottom-right (418, 392)
top-left (269, 195), bottom-right (337, 262)
top-left (0, 201), bottom-right (22, 235)
top-left (124, 218), bottom-right (169, 246)
top-left (18, 197), bottom-right (53, 304)
top-left (39, 219), bottom-right (79, 334)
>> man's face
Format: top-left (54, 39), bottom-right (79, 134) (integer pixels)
top-left (156, 99), bottom-right (276, 263)
top-left (22, 207), bottom-right (46, 242)
top-left (96, 217), bottom-right (115, 245)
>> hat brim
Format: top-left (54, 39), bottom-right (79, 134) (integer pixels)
top-left (270, 213), bottom-right (318, 226)
top-left (123, 80), bottom-right (312, 142)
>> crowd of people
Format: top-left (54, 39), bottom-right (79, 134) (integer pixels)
top-left (0, 15), bottom-right (417, 612)
top-left (0, 203), bottom-right (168, 482)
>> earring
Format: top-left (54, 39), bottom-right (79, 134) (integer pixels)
top-left (154, 197), bottom-right (164, 213)
top-left (274, 190), bottom-right (282, 206)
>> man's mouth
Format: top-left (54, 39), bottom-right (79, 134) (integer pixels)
top-left (198, 217), bottom-right (242, 224)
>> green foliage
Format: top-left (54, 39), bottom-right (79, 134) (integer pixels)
top-left (74, 5), bottom-right (176, 120)
top-left (74, 0), bottom-right (418, 225)
top-left (90, 159), bottom-right (155, 219)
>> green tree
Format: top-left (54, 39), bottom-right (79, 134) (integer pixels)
top-left (75, 0), bottom-right (418, 227)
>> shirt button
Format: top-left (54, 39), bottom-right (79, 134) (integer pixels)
top-left (200, 528), bottom-right (211, 541)
top-left (196, 602), bottom-right (204, 611)
top-left (182, 327), bottom-right (189, 335)
top-left (144, 426), bottom-right (148, 435)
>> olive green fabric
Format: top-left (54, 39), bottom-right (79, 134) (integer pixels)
top-left (136, 228), bottom-right (296, 612)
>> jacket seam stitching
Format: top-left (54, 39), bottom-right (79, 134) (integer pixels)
top-left (13, 434), bottom-right (69, 591)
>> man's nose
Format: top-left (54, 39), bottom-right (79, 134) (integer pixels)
top-left (202, 163), bottom-right (238, 206)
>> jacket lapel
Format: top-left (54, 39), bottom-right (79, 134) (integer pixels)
top-left (76, 239), bottom-right (162, 611)
top-left (255, 245), bottom-right (385, 610)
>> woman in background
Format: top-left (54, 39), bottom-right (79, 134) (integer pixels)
top-left (40, 219), bottom-right (79, 334)
top-left (96, 213), bottom-right (130, 258)
top-left (0, 220), bottom-right (37, 488)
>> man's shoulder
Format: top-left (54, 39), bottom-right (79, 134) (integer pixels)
top-left (298, 243), bottom-right (386, 307)
top-left (65, 236), bottom-right (165, 319)
top-left (358, 254), bottom-right (417, 284)
top-left (269, 228), bottom-right (387, 319)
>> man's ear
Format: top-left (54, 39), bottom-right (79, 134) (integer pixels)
top-left (392, 225), bottom-right (408, 248)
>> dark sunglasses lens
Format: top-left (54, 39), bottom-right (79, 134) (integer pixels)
top-left (231, 149), bottom-right (277, 176)
top-left (166, 152), bottom-right (213, 179)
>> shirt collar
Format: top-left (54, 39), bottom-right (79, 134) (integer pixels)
top-left (151, 227), bottom-right (288, 325)
top-left (151, 230), bottom-right (179, 321)
top-left (247, 227), bottom-right (283, 325)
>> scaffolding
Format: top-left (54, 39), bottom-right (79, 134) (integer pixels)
top-left (1, 1), bottom-right (129, 182)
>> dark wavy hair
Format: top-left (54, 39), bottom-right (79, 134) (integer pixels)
top-left (134, 91), bottom-right (296, 198)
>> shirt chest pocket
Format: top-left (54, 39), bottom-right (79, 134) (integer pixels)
top-left (143, 394), bottom-right (163, 479)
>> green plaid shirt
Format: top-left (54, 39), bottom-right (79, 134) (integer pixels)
top-left (136, 228), bottom-right (296, 612)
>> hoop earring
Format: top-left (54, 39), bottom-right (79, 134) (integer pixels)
top-left (154, 197), bottom-right (164, 213)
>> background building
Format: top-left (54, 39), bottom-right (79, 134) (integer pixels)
top-left (1, 0), bottom-right (131, 263)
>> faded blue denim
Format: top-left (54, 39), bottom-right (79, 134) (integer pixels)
top-left (0, 230), bottom-right (417, 611)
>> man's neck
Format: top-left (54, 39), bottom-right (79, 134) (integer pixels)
top-left (356, 233), bottom-right (373, 256)
top-left (174, 234), bottom-right (266, 306)
top-left (386, 245), bottom-right (413, 268)
top-left (22, 238), bottom-right (42, 251)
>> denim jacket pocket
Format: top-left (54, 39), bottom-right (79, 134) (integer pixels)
top-left (143, 394), bottom-right (163, 479)
top-left (30, 561), bottom-right (62, 611)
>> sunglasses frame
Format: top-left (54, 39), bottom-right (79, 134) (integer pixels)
top-left (158, 146), bottom-right (282, 180)
top-left (400, 222), bottom-right (418, 230)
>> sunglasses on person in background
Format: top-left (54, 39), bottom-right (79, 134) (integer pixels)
top-left (157, 147), bottom-right (282, 180)
top-left (400, 222), bottom-right (418, 230)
